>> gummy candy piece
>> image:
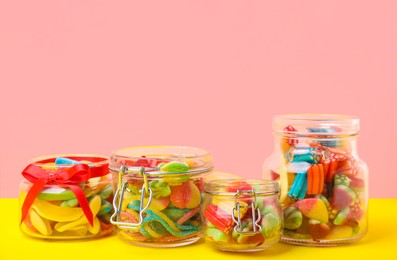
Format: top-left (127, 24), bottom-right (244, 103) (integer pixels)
top-left (283, 207), bottom-right (303, 230)
top-left (55, 157), bottom-right (82, 165)
top-left (162, 208), bottom-right (190, 221)
top-left (98, 199), bottom-right (112, 215)
top-left (160, 161), bottom-right (190, 173)
top-left (37, 187), bottom-right (76, 201)
top-left (308, 219), bottom-right (330, 240)
top-left (332, 185), bottom-right (357, 210)
top-left (33, 199), bottom-right (84, 222)
top-left (288, 172), bottom-right (307, 200)
top-left (99, 184), bottom-right (113, 199)
top-left (30, 209), bottom-right (52, 236)
top-left (237, 233), bottom-right (265, 246)
top-left (87, 217), bottom-right (101, 235)
top-left (261, 212), bottom-right (281, 238)
top-left (54, 196), bottom-right (101, 232)
top-left (212, 197), bottom-right (247, 219)
top-left (334, 174), bottom-right (351, 187)
top-left (204, 204), bottom-right (234, 234)
top-left (170, 181), bottom-right (201, 209)
top-left (349, 177), bottom-right (365, 193)
top-left (206, 227), bottom-right (228, 242)
top-left (149, 180), bottom-right (171, 199)
top-left (60, 198), bottom-right (79, 207)
top-left (295, 198), bottom-right (329, 223)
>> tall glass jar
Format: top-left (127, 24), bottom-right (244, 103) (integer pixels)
top-left (109, 146), bottom-right (213, 247)
top-left (203, 179), bottom-right (282, 252)
top-left (19, 155), bottom-right (114, 240)
top-left (263, 114), bottom-right (368, 246)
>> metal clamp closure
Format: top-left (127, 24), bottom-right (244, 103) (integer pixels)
top-left (231, 190), bottom-right (262, 235)
top-left (110, 166), bottom-right (153, 230)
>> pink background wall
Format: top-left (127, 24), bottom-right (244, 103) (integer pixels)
top-left (1, 1), bottom-right (396, 198)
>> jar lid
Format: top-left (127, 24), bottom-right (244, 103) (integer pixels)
top-left (273, 114), bottom-right (360, 136)
top-left (109, 146), bottom-right (213, 176)
top-left (204, 179), bottom-right (279, 196)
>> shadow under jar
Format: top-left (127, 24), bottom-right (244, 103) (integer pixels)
top-left (263, 114), bottom-right (368, 246)
top-left (19, 155), bottom-right (114, 240)
top-left (203, 179), bottom-right (282, 252)
top-left (109, 146), bottom-right (213, 247)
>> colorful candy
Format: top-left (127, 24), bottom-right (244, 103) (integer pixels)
top-left (203, 180), bottom-right (282, 252)
top-left (111, 155), bottom-right (209, 246)
top-left (264, 116), bottom-right (368, 245)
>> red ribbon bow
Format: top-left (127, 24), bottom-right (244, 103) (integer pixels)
top-left (21, 158), bottom-right (108, 227)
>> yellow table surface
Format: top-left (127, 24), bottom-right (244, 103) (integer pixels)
top-left (1, 198), bottom-right (396, 260)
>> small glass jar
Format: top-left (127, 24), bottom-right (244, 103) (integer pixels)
top-left (203, 179), bottom-right (282, 252)
top-left (263, 114), bottom-right (368, 246)
top-left (109, 146), bottom-right (213, 247)
top-left (19, 154), bottom-right (114, 240)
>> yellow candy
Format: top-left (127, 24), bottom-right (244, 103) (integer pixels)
top-left (212, 197), bottom-right (248, 218)
top-left (30, 209), bottom-right (52, 235)
top-left (41, 163), bottom-right (58, 170)
top-left (33, 199), bottom-right (84, 222)
top-left (87, 217), bottom-right (101, 235)
top-left (54, 195), bottom-right (101, 232)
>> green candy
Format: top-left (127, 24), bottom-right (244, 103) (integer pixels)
top-left (206, 227), bottom-right (227, 242)
top-left (261, 212), bottom-right (281, 238)
top-left (37, 187), bottom-right (76, 201)
top-left (159, 161), bottom-right (190, 173)
top-left (60, 198), bottom-right (78, 207)
top-left (99, 185), bottom-right (113, 199)
top-left (334, 174), bottom-right (351, 187)
top-left (284, 207), bottom-right (303, 230)
top-left (334, 207), bottom-right (350, 225)
top-left (149, 180), bottom-right (171, 198)
top-left (162, 208), bottom-right (190, 221)
top-left (98, 199), bottom-right (112, 215)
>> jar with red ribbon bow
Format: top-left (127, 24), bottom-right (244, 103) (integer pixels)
top-left (109, 146), bottom-right (213, 247)
top-left (19, 154), bottom-right (114, 239)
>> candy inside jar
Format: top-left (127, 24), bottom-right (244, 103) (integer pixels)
top-left (109, 146), bottom-right (213, 247)
top-left (203, 179), bottom-right (282, 252)
top-left (263, 114), bottom-right (368, 246)
top-left (19, 155), bottom-right (114, 239)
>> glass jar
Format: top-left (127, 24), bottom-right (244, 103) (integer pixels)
top-left (203, 179), bottom-right (282, 252)
top-left (109, 146), bottom-right (213, 247)
top-left (263, 114), bottom-right (368, 246)
top-left (19, 155), bottom-right (114, 239)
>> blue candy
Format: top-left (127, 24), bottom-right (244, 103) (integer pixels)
top-left (55, 157), bottom-right (82, 165)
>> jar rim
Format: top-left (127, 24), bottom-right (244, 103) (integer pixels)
top-left (109, 146), bottom-right (213, 175)
top-left (204, 179), bottom-right (279, 195)
top-left (273, 114), bottom-right (359, 136)
top-left (29, 154), bottom-right (109, 167)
